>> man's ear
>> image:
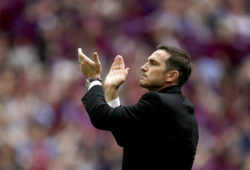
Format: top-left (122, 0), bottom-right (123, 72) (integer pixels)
top-left (165, 70), bottom-right (179, 83)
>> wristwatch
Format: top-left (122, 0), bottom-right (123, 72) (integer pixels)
top-left (86, 77), bottom-right (102, 89)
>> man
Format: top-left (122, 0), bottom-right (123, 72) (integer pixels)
top-left (78, 45), bottom-right (199, 170)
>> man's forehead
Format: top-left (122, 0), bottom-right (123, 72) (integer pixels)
top-left (148, 49), bottom-right (170, 62)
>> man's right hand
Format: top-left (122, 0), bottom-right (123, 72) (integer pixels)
top-left (78, 48), bottom-right (102, 79)
top-left (104, 55), bottom-right (129, 102)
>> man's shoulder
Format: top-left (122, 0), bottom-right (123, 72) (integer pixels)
top-left (140, 90), bottom-right (182, 102)
top-left (140, 91), bottom-right (162, 102)
top-left (153, 91), bottom-right (194, 110)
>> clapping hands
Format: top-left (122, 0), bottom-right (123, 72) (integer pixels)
top-left (78, 48), bottom-right (102, 79)
top-left (78, 48), bottom-right (129, 101)
top-left (104, 55), bottom-right (130, 90)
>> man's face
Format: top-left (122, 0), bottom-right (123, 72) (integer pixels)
top-left (139, 49), bottom-right (170, 91)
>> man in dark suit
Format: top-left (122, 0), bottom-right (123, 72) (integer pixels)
top-left (78, 45), bottom-right (199, 170)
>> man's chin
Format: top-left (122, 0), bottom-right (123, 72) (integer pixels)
top-left (139, 81), bottom-right (147, 88)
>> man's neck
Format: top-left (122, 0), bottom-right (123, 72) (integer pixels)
top-left (148, 83), bottom-right (178, 92)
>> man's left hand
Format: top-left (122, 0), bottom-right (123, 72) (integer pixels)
top-left (78, 48), bottom-right (102, 79)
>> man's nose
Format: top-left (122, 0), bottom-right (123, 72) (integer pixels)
top-left (140, 63), bottom-right (148, 72)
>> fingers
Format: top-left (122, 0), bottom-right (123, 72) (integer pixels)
top-left (78, 48), bottom-right (93, 64)
top-left (112, 55), bottom-right (125, 70)
top-left (78, 48), bottom-right (87, 60)
top-left (125, 67), bottom-right (130, 72)
top-left (110, 56), bottom-right (120, 71)
top-left (78, 48), bottom-right (82, 64)
top-left (118, 55), bottom-right (125, 69)
top-left (78, 48), bottom-right (84, 57)
top-left (125, 67), bottom-right (130, 76)
top-left (92, 52), bottom-right (101, 64)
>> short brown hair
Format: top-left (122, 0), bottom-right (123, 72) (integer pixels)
top-left (157, 45), bottom-right (192, 87)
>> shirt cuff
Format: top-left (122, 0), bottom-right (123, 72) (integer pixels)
top-left (88, 80), bottom-right (102, 90)
top-left (107, 97), bottom-right (120, 108)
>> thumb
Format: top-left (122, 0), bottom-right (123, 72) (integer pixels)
top-left (92, 52), bottom-right (100, 64)
top-left (125, 67), bottom-right (130, 74)
top-left (78, 48), bottom-right (87, 58)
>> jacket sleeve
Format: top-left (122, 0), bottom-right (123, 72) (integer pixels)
top-left (82, 85), bottom-right (162, 131)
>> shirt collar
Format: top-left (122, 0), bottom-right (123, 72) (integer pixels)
top-left (158, 85), bottom-right (182, 94)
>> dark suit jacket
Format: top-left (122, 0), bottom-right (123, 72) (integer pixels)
top-left (82, 85), bottom-right (199, 170)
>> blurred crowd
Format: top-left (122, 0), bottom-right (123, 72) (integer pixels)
top-left (0, 0), bottom-right (250, 169)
